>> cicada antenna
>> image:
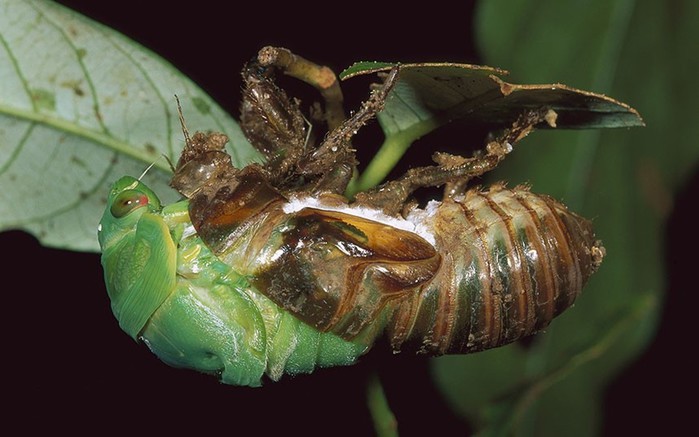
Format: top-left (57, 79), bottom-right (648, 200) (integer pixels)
top-left (174, 94), bottom-right (191, 146)
top-left (138, 160), bottom-right (158, 181)
top-left (136, 96), bottom-right (189, 181)
top-left (162, 154), bottom-right (176, 173)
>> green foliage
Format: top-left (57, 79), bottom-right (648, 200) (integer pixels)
top-left (1, 0), bottom-right (695, 435)
top-left (427, 1), bottom-right (699, 435)
top-left (0, 0), bottom-right (257, 251)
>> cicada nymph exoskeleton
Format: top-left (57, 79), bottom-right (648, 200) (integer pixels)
top-left (100, 47), bottom-right (641, 385)
top-left (169, 47), bottom-right (605, 357)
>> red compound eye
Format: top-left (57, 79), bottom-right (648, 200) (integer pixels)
top-left (110, 189), bottom-right (149, 218)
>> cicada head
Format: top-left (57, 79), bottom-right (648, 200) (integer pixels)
top-left (98, 176), bottom-right (162, 249)
top-left (98, 176), bottom-right (177, 340)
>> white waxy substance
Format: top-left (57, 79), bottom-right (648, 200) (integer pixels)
top-left (282, 196), bottom-right (438, 247)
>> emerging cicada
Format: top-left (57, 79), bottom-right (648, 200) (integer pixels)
top-left (98, 47), bottom-right (638, 386)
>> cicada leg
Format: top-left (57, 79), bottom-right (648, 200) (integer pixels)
top-left (353, 108), bottom-right (557, 215)
top-left (240, 58), bottom-right (308, 182)
top-left (241, 46), bottom-right (399, 196)
top-left (256, 46), bottom-right (346, 132)
top-left (301, 67), bottom-right (400, 194)
top-left (248, 46), bottom-right (402, 195)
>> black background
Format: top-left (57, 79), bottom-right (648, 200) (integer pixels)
top-left (3, 1), bottom-right (695, 435)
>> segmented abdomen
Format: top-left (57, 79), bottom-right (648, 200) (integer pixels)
top-left (389, 185), bottom-right (603, 355)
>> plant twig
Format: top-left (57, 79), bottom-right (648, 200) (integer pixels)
top-left (366, 372), bottom-right (399, 437)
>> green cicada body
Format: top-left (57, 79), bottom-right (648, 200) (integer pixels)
top-left (98, 176), bottom-right (368, 387)
top-left (97, 48), bottom-right (640, 386)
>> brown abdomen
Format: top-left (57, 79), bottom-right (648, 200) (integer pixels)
top-left (388, 185), bottom-right (604, 355)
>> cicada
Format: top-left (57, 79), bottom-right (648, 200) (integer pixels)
top-left (98, 47), bottom-right (638, 387)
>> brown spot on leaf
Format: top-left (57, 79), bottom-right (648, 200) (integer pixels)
top-left (491, 75), bottom-right (514, 96)
top-left (71, 156), bottom-right (87, 168)
top-left (60, 80), bottom-right (85, 97)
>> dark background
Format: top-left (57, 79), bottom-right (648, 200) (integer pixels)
top-left (3, 1), bottom-right (695, 435)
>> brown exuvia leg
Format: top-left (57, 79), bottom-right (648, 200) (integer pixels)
top-left (353, 108), bottom-right (557, 216)
top-left (302, 67), bottom-right (400, 194)
top-left (239, 47), bottom-right (399, 197)
top-left (256, 46), bottom-right (346, 132)
top-left (240, 59), bottom-right (308, 183)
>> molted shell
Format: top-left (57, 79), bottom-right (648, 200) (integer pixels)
top-left (190, 183), bottom-right (602, 355)
top-left (388, 185), bottom-right (602, 354)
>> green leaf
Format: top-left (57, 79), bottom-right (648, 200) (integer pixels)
top-left (0, 0), bottom-right (258, 251)
top-left (342, 62), bottom-right (642, 193)
top-left (431, 0), bottom-right (699, 435)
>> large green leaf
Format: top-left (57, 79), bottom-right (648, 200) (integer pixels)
top-left (342, 61), bottom-right (642, 193)
top-left (0, 0), bottom-right (258, 251)
top-left (428, 1), bottom-right (698, 436)
top-left (341, 62), bottom-right (642, 133)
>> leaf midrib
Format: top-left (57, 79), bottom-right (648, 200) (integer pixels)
top-left (0, 102), bottom-right (170, 172)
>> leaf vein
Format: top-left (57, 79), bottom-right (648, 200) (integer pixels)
top-left (98, 30), bottom-right (175, 159)
top-left (0, 103), bottom-right (170, 172)
top-left (10, 151), bottom-right (118, 225)
top-left (0, 29), bottom-right (36, 111)
top-left (27, 1), bottom-right (110, 135)
top-left (0, 121), bottom-right (36, 177)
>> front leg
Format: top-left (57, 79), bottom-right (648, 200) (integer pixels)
top-left (240, 60), bottom-right (308, 182)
